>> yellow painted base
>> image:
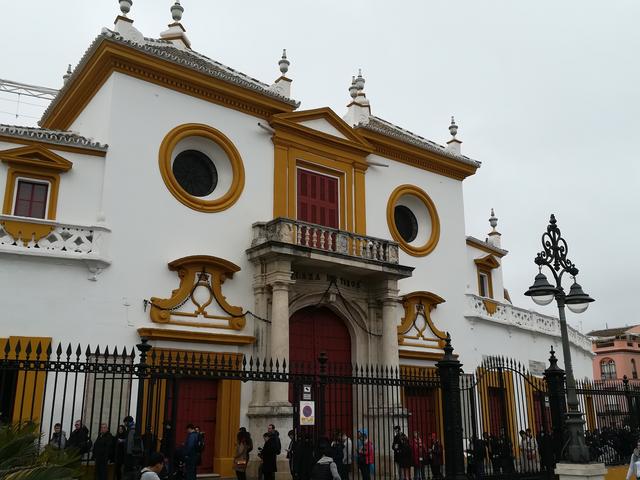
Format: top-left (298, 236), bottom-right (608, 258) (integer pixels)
top-left (213, 457), bottom-right (235, 478)
top-left (605, 465), bottom-right (626, 480)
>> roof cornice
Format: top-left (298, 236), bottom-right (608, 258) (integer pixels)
top-left (0, 124), bottom-right (107, 157)
top-left (356, 122), bottom-right (480, 181)
top-left (41, 32), bottom-right (299, 130)
top-left (466, 236), bottom-right (508, 258)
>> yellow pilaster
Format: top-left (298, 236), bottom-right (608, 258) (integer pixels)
top-left (213, 379), bottom-right (242, 477)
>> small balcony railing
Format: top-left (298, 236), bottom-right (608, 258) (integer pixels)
top-left (251, 217), bottom-right (400, 265)
top-left (0, 214), bottom-right (110, 277)
top-left (465, 293), bottom-right (592, 352)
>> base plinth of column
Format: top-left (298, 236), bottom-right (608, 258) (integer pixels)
top-left (555, 462), bottom-right (607, 480)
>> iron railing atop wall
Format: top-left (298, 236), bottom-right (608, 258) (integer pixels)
top-left (2, 337), bottom-right (640, 480)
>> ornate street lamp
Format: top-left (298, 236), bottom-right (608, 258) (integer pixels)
top-left (524, 214), bottom-right (594, 463)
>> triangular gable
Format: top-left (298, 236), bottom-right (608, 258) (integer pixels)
top-left (271, 107), bottom-right (373, 154)
top-left (298, 118), bottom-right (349, 140)
top-left (474, 254), bottom-right (500, 270)
top-left (0, 144), bottom-right (73, 172)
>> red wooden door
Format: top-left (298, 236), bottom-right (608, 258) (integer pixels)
top-left (487, 387), bottom-right (506, 435)
top-left (172, 379), bottom-right (217, 473)
top-left (405, 387), bottom-right (439, 439)
top-left (289, 307), bottom-right (352, 437)
top-left (297, 169), bottom-right (339, 228)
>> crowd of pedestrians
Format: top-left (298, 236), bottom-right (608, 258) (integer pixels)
top-left (231, 424), bottom-right (443, 480)
top-left (48, 416), bottom-right (204, 480)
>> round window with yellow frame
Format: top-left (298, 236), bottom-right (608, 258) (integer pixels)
top-left (386, 184), bottom-right (440, 257)
top-left (158, 123), bottom-right (245, 212)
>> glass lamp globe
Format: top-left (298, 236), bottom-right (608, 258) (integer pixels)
top-left (532, 293), bottom-right (555, 306)
top-left (567, 302), bottom-right (589, 314)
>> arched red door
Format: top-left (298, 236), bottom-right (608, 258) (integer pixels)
top-left (290, 307), bottom-right (352, 437)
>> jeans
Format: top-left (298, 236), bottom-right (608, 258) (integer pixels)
top-left (358, 463), bottom-right (370, 480)
top-left (185, 458), bottom-right (197, 480)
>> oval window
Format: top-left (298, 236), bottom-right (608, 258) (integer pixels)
top-left (172, 149), bottom-right (218, 197)
top-left (394, 205), bottom-right (418, 243)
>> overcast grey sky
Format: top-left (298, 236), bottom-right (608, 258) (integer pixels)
top-left (3, 0), bottom-right (639, 334)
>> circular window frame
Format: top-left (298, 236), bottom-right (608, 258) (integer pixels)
top-left (159, 124), bottom-right (245, 212)
top-left (386, 184), bottom-right (440, 257)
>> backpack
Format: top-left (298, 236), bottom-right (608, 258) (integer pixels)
top-left (195, 432), bottom-right (205, 453)
top-left (311, 461), bottom-right (335, 480)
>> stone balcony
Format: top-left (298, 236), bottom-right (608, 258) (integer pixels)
top-left (247, 217), bottom-right (413, 279)
top-left (465, 293), bottom-right (592, 352)
top-left (0, 214), bottom-right (111, 280)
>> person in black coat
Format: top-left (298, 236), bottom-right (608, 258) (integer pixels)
top-left (261, 432), bottom-right (280, 480)
top-left (294, 434), bottom-right (315, 480)
top-left (67, 419), bottom-right (92, 455)
top-left (114, 425), bottom-right (128, 480)
top-left (93, 423), bottom-right (115, 480)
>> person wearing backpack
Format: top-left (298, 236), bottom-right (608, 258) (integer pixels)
top-left (140, 452), bottom-right (165, 480)
top-left (183, 424), bottom-right (199, 480)
top-left (194, 426), bottom-right (205, 466)
top-left (311, 440), bottom-right (341, 480)
top-left (123, 416), bottom-right (144, 480)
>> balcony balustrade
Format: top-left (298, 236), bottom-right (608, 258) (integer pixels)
top-left (248, 218), bottom-right (412, 278)
top-left (465, 293), bottom-right (592, 352)
top-left (0, 214), bottom-right (110, 279)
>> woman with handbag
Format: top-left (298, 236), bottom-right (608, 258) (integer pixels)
top-left (234, 429), bottom-right (252, 480)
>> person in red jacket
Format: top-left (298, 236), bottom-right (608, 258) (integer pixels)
top-left (410, 431), bottom-right (426, 480)
top-left (356, 429), bottom-right (374, 480)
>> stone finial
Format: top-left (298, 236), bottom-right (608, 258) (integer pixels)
top-left (487, 208), bottom-right (502, 248)
top-left (489, 208), bottom-right (498, 230)
top-left (279, 49), bottom-right (290, 75)
top-left (270, 49), bottom-right (292, 97)
top-left (119, 0), bottom-right (132, 16)
top-left (160, 0), bottom-right (190, 49)
top-left (171, 1), bottom-right (184, 22)
top-left (63, 64), bottom-right (72, 84)
top-left (355, 69), bottom-right (365, 91)
top-left (349, 76), bottom-right (358, 99)
top-left (343, 70), bottom-right (371, 127)
top-left (449, 116), bottom-right (458, 138)
top-left (445, 115), bottom-right (462, 155)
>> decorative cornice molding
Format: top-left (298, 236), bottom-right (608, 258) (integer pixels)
top-left (466, 236), bottom-right (508, 258)
top-left (41, 34), bottom-right (298, 129)
top-left (137, 327), bottom-right (255, 346)
top-left (0, 125), bottom-right (107, 156)
top-left (357, 127), bottom-right (478, 181)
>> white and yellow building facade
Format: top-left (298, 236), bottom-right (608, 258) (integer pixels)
top-left (0, 3), bottom-right (593, 476)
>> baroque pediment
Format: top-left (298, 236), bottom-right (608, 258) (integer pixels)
top-left (0, 144), bottom-right (73, 172)
top-left (149, 255), bottom-right (245, 330)
top-left (398, 291), bottom-right (447, 352)
top-left (271, 107), bottom-right (373, 156)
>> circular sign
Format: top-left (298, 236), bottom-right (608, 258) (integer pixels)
top-left (302, 405), bottom-right (313, 417)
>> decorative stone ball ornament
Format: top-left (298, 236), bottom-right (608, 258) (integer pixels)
top-left (171, 0), bottom-right (184, 22)
top-left (119, 0), bottom-right (132, 16)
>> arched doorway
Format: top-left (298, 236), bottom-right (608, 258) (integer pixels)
top-left (289, 307), bottom-right (352, 437)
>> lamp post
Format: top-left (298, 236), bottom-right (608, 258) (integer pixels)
top-left (524, 214), bottom-right (594, 463)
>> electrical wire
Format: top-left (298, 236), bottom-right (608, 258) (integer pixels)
top-left (314, 277), bottom-right (382, 338)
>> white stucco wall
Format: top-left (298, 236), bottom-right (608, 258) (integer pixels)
top-left (0, 70), bottom-right (594, 381)
top-left (0, 72), bottom-right (276, 350)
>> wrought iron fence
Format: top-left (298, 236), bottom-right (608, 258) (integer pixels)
top-left (460, 356), bottom-right (555, 480)
top-left (575, 376), bottom-right (640, 466)
top-left (2, 337), bottom-right (640, 479)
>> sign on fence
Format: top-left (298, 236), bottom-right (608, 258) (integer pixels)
top-left (300, 400), bottom-right (315, 425)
